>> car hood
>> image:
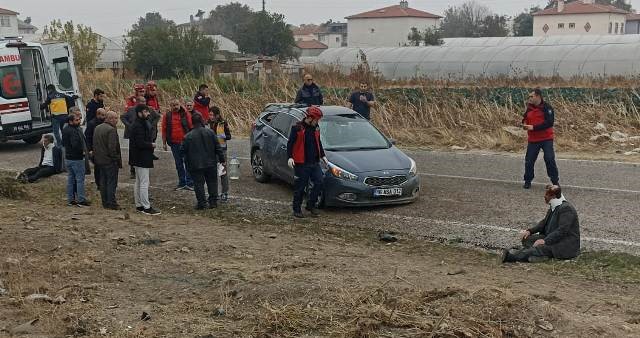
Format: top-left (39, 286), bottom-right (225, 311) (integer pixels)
top-left (326, 147), bottom-right (411, 174)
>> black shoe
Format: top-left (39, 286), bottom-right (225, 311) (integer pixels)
top-left (136, 206), bottom-right (145, 212)
top-left (208, 203), bottom-right (218, 209)
top-left (77, 200), bottom-right (91, 207)
top-left (152, 154), bottom-right (159, 160)
top-left (195, 205), bottom-right (207, 210)
top-left (105, 205), bottom-right (121, 211)
top-left (293, 211), bottom-right (305, 218)
top-left (523, 182), bottom-right (531, 189)
top-left (184, 185), bottom-right (194, 191)
top-left (305, 207), bottom-right (320, 217)
top-left (142, 207), bottom-right (161, 216)
top-left (67, 200), bottom-right (78, 207)
top-left (499, 249), bottom-right (509, 264)
top-left (220, 193), bottom-right (228, 202)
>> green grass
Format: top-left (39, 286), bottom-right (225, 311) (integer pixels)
top-left (541, 251), bottom-right (640, 283)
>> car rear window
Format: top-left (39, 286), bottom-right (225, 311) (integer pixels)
top-left (0, 65), bottom-right (26, 99)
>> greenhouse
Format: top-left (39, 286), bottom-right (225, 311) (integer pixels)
top-left (310, 35), bottom-right (640, 80)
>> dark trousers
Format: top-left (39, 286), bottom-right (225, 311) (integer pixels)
top-left (170, 143), bottom-right (193, 187)
top-left (293, 163), bottom-right (323, 213)
top-left (91, 158), bottom-right (101, 189)
top-left (23, 165), bottom-right (56, 183)
top-left (524, 140), bottom-right (559, 185)
top-left (98, 164), bottom-right (119, 208)
top-left (507, 234), bottom-right (554, 263)
top-left (190, 167), bottom-right (218, 207)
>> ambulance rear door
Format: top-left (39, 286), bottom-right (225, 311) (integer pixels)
top-left (41, 42), bottom-right (84, 120)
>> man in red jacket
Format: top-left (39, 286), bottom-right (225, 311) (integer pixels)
top-left (522, 88), bottom-right (559, 189)
top-left (162, 99), bottom-right (194, 190)
top-left (193, 84), bottom-right (211, 122)
top-left (145, 81), bottom-right (160, 111)
top-left (286, 106), bottom-right (328, 218)
top-left (125, 84), bottom-right (146, 109)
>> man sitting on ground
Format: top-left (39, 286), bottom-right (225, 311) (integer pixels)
top-left (501, 185), bottom-right (580, 263)
top-left (16, 134), bottom-right (62, 183)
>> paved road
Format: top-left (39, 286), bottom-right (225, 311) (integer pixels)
top-left (2, 134), bottom-right (640, 255)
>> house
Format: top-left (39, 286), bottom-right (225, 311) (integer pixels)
top-left (0, 7), bottom-right (19, 37)
top-left (18, 17), bottom-right (37, 35)
top-left (345, 0), bottom-right (441, 48)
top-left (292, 25), bottom-right (323, 42)
top-left (316, 22), bottom-right (347, 48)
top-left (626, 13), bottom-right (640, 34)
top-left (95, 35), bottom-right (126, 71)
top-left (295, 40), bottom-right (328, 57)
top-left (532, 0), bottom-right (629, 36)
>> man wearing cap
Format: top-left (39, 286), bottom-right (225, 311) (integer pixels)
top-left (286, 105), bottom-right (327, 218)
top-left (145, 81), bottom-right (160, 111)
top-left (125, 84), bottom-right (146, 110)
top-left (500, 185), bottom-right (580, 263)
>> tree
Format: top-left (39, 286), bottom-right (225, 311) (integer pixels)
top-left (440, 1), bottom-right (492, 38)
top-left (513, 6), bottom-right (541, 36)
top-left (237, 11), bottom-right (296, 59)
top-left (408, 27), bottom-right (422, 46)
top-left (203, 2), bottom-right (253, 40)
top-left (42, 20), bottom-right (104, 71)
top-left (480, 14), bottom-right (509, 37)
top-left (125, 13), bottom-right (217, 78)
top-left (423, 27), bottom-right (444, 46)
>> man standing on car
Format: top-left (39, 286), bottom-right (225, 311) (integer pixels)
top-left (295, 74), bottom-right (323, 107)
top-left (522, 88), bottom-right (559, 189)
top-left (130, 105), bottom-right (160, 215)
top-left (162, 99), bottom-right (194, 190)
top-left (85, 88), bottom-right (105, 123)
top-left (40, 84), bottom-right (78, 146)
top-left (93, 111), bottom-right (122, 210)
top-left (287, 106), bottom-right (328, 218)
top-left (85, 108), bottom-right (106, 189)
top-left (348, 81), bottom-right (376, 120)
top-left (62, 112), bottom-right (90, 207)
top-left (182, 113), bottom-right (226, 209)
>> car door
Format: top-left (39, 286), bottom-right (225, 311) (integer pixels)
top-left (41, 43), bottom-right (84, 118)
top-left (264, 113), bottom-right (293, 180)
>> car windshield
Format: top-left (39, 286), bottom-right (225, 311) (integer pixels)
top-left (320, 114), bottom-right (390, 151)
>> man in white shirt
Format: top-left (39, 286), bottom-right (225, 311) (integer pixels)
top-left (17, 134), bottom-right (61, 183)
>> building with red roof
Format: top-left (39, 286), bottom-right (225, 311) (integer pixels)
top-left (532, 0), bottom-right (630, 36)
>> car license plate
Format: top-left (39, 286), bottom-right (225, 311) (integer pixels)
top-left (373, 187), bottom-right (402, 197)
top-left (7, 121), bottom-right (32, 135)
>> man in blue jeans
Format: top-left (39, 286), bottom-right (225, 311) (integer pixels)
top-left (522, 88), bottom-right (559, 189)
top-left (162, 100), bottom-right (194, 190)
top-left (62, 112), bottom-right (91, 206)
top-left (40, 84), bottom-right (78, 146)
top-left (287, 106), bottom-right (328, 218)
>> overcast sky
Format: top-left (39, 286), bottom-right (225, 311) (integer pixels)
top-left (10, 0), bottom-right (640, 37)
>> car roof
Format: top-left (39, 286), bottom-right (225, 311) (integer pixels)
top-left (270, 105), bottom-right (358, 118)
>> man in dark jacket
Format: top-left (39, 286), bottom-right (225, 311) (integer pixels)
top-left (129, 105), bottom-right (160, 216)
top-left (85, 88), bottom-right (105, 123)
top-left (122, 96), bottom-right (160, 178)
top-left (17, 134), bottom-right (62, 183)
top-left (522, 88), bottom-right (559, 189)
top-left (501, 185), bottom-right (580, 263)
top-left (162, 99), bottom-right (193, 190)
top-left (208, 106), bottom-right (232, 202)
top-left (62, 112), bottom-right (90, 207)
top-left (85, 108), bottom-right (106, 189)
top-left (182, 113), bottom-right (226, 209)
top-left (294, 74), bottom-right (324, 106)
top-left (348, 81), bottom-right (376, 120)
top-left (286, 106), bottom-right (328, 218)
top-left (93, 111), bottom-right (122, 210)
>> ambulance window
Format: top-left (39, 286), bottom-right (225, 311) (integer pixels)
top-left (53, 57), bottom-right (73, 91)
top-left (0, 65), bottom-right (25, 99)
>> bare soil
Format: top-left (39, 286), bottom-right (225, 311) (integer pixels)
top-left (1, 176), bottom-right (640, 337)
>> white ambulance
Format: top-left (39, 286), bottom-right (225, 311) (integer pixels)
top-left (0, 37), bottom-right (83, 144)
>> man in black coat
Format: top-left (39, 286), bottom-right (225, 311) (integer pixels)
top-left (85, 88), bottom-right (105, 124)
top-left (294, 74), bottom-right (324, 106)
top-left (501, 185), bottom-right (580, 263)
top-left (129, 105), bottom-right (160, 216)
top-left (182, 113), bottom-right (226, 209)
top-left (85, 108), bottom-right (106, 189)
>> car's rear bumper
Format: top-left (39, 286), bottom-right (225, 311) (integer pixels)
top-left (323, 174), bottom-right (421, 207)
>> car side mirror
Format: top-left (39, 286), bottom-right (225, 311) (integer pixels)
top-left (389, 138), bottom-right (397, 145)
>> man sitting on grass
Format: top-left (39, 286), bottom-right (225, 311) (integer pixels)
top-left (16, 134), bottom-right (62, 183)
top-left (501, 185), bottom-right (580, 263)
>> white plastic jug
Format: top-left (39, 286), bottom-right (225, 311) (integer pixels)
top-left (229, 156), bottom-right (240, 180)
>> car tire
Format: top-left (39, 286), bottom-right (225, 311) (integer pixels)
top-left (23, 136), bottom-right (42, 144)
top-left (251, 149), bottom-right (271, 183)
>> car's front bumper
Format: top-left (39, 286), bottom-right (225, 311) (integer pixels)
top-left (323, 173), bottom-right (421, 207)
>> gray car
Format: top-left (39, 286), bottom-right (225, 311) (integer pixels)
top-left (250, 104), bottom-right (420, 207)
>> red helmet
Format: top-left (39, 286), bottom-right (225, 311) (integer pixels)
top-left (146, 81), bottom-right (157, 90)
top-left (133, 83), bottom-right (145, 92)
top-left (306, 106), bottom-right (323, 120)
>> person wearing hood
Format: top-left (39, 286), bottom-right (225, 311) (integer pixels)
top-left (500, 185), bottom-right (580, 263)
top-left (521, 88), bottom-right (559, 189)
top-left (294, 74), bottom-right (324, 107)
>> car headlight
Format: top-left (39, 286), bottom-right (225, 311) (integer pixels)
top-left (409, 158), bottom-right (417, 176)
top-left (328, 162), bottom-right (358, 181)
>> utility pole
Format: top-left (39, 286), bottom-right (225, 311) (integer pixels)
top-left (262, 0), bottom-right (266, 12)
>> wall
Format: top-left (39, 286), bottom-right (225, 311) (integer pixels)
top-left (297, 48), bottom-right (326, 57)
top-left (347, 17), bottom-right (439, 47)
top-left (294, 34), bottom-right (318, 42)
top-left (533, 13), bottom-right (627, 36)
top-left (0, 15), bottom-right (19, 37)
top-left (318, 33), bottom-right (346, 48)
top-left (626, 20), bottom-right (640, 34)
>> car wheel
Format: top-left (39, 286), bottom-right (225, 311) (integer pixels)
top-left (23, 136), bottom-right (41, 144)
top-left (251, 149), bottom-right (271, 183)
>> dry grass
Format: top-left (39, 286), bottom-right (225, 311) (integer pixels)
top-left (79, 70), bottom-right (640, 154)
